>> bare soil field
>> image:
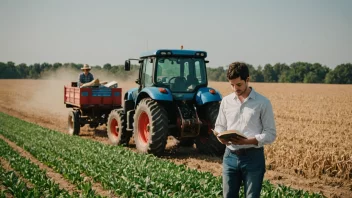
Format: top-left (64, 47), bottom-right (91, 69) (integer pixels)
top-left (0, 78), bottom-right (351, 197)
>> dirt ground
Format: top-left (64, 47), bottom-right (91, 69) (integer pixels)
top-left (0, 78), bottom-right (351, 198)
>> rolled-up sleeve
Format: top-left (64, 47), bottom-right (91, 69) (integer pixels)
top-left (214, 100), bottom-right (227, 133)
top-left (255, 100), bottom-right (276, 147)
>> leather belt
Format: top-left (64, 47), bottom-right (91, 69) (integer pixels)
top-left (228, 147), bottom-right (262, 156)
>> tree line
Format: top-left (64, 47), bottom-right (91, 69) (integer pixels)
top-left (0, 61), bottom-right (351, 84)
top-left (0, 62), bottom-right (139, 80)
top-left (207, 62), bottom-right (352, 84)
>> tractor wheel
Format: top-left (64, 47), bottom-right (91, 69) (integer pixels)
top-left (179, 138), bottom-right (194, 147)
top-left (133, 98), bottom-right (168, 156)
top-left (195, 102), bottom-right (225, 157)
top-left (107, 109), bottom-right (131, 146)
top-left (68, 110), bottom-right (80, 135)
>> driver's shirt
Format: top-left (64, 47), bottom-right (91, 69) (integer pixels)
top-left (78, 73), bottom-right (94, 84)
top-left (214, 87), bottom-right (276, 150)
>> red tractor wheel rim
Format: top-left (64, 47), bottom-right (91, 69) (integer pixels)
top-left (110, 118), bottom-right (119, 137)
top-left (138, 112), bottom-right (150, 144)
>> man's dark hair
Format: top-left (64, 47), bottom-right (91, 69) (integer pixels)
top-left (227, 62), bottom-right (249, 80)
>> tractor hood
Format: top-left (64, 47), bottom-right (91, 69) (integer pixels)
top-left (172, 93), bottom-right (195, 101)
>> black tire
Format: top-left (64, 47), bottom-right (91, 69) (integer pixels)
top-left (107, 109), bottom-right (131, 146)
top-left (195, 102), bottom-right (225, 156)
top-left (133, 98), bottom-right (168, 156)
top-left (179, 138), bottom-right (194, 147)
top-left (68, 110), bottom-right (80, 135)
top-left (89, 123), bottom-right (99, 129)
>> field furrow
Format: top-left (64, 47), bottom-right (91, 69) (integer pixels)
top-left (0, 138), bottom-right (73, 197)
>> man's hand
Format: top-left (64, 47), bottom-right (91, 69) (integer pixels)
top-left (228, 137), bottom-right (248, 145)
top-left (218, 137), bottom-right (259, 146)
top-left (218, 137), bottom-right (231, 145)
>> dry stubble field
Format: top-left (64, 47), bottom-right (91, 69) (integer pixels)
top-left (0, 78), bottom-right (351, 197)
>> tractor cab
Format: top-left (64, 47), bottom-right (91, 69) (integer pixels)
top-left (125, 49), bottom-right (208, 94)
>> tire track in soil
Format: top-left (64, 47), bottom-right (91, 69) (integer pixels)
top-left (0, 135), bottom-right (114, 198)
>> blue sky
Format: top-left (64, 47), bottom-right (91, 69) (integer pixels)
top-left (0, 0), bottom-right (351, 68)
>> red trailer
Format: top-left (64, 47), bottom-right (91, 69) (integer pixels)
top-left (64, 83), bottom-right (124, 137)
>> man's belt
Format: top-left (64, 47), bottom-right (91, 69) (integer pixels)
top-left (228, 147), bottom-right (263, 156)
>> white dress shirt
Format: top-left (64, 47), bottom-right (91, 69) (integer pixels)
top-left (214, 87), bottom-right (276, 150)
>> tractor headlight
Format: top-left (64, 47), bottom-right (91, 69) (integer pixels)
top-left (195, 51), bottom-right (206, 57)
top-left (158, 51), bottom-right (172, 56)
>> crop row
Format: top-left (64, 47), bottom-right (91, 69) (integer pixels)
top-left (0, 138), bottom-right (72, 197)
top-left (0, 164), bottom-right (40, 198)
top-left (0, 112), bottom-right (323, 197)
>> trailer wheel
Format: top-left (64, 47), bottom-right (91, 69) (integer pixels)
top-left (195, 102), bottom-right (225, 157)
top-left (68, 110), bottom-right (80, 135)
top-left (107, 109), bottom-right (130, 146)
top-left (133, 98), bottom-right (168, 156)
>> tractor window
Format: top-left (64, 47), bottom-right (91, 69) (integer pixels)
top-left (184, 62), bottom-right (190, 77)
top-left (156, 58), bottom-right (181, 83)
top-left (158, 58), bottom-right (180, 77)
top-left (143, 58), bottom-right (154, 87)
top-left (194, 60), bottom-right (205, 83)
top-left (156, 57), bottom-right (207, 92)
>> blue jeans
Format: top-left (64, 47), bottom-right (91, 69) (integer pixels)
top-left (222, 147), bottom-right (266, 198)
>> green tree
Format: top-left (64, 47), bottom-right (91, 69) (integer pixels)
top-left (53, 62), bottom-right (62, 70)
top-left (263, 64), bottom-right (277, 82)
top-left (16, 63), bottom-right (29, 78)
top-left (5, 61), bottom-right (21, 78)
top-left (308, 63), bottom-right (330, 83)
top-left (249, 65), bottom-right (264, 82)
top-left (0, 62), bottom-right (7, 78)
top-left (255, 65), bottom-right (264, 82)
top-left (103, 63), bottom-right (112, 70)
top-left (273, 63), bottom-right (289, 81)
top-left (303, 72), bottom-right (319, 83)
top-left (325, 63), bottom-right (352, 84)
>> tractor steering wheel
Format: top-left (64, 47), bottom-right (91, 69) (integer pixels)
top-left (168, 76), bottom-right (187, 84)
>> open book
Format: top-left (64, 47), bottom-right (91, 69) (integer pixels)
top-left (212, 129), bottom-right (247, 143)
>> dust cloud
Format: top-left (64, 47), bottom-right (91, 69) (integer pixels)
top-left (15, 67), bottom-right (138, 120)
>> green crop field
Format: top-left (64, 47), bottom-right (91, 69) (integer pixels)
top-left (0, 112), bottom-right (323, 197)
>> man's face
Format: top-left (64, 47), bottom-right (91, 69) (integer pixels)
top-left (84, 69), bottom-right (90, 74)
top-left (229, 77), bottom-right (249, 96)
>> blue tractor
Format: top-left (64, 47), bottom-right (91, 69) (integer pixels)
top-left (106, 49), bottom-right (225, 156)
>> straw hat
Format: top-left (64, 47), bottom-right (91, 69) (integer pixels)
top-left (81, 64), bottom-right (91, 70)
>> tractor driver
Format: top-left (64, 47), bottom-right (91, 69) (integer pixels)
top-left (78, 64), bottom-right (94, 86)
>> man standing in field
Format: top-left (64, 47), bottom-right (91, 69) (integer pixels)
top-left (214, 62), bottom-right (276, 198)
top-left (78, 64), bottom-right (94, 86)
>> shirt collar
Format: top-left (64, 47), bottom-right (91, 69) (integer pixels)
top-left (248, 87), bottom-right (256, 100)
top-left (233, 86), bottom-right (256, 100)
